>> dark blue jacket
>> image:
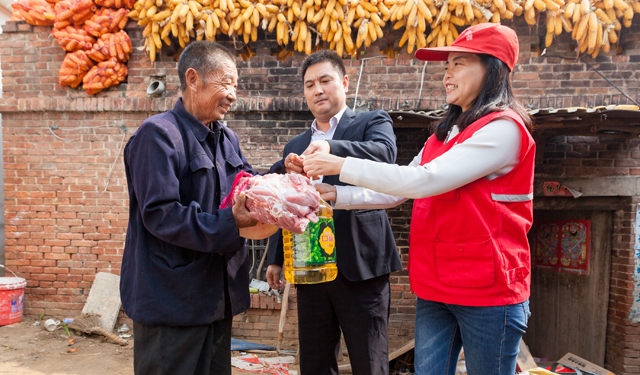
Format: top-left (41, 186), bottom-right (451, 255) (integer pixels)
top-left (121, 99), bottom-right (254, 326)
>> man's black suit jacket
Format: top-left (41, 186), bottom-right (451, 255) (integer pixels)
top-left (266, 108), bottom-right (403, 282)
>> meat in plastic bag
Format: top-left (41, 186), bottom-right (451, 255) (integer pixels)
top-left (221, 172), bottom-right (321, 234)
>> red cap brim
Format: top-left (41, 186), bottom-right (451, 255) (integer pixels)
top-left (415, 46), bottom-right (488, 61)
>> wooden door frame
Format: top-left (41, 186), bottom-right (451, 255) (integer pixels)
top-left (526, 196), bottom-right (621, 366)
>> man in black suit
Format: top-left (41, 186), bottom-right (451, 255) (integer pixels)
top-left (265, 50), bottom-right (402, 375)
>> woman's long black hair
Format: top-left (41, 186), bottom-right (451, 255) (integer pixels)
top-left (432, 54), bottom-right (533, 141)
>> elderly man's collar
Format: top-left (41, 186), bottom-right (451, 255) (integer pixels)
top-left (174, 98), bottom-right (222, 142)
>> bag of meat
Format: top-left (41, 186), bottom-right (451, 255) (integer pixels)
top-left (221, 171), bottom-right (321, 235)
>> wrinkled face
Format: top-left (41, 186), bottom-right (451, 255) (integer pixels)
top-left (194, 59), bottom-right (238, 124)
top-left (303, 61), bottom-right (348, 123)
top-left (443, 52), bottom-right (487, 112)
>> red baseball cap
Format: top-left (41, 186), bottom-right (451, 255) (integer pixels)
top-left (415, 23), bottom-right (519, 71)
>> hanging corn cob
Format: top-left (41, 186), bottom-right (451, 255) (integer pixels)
top-left (10, 0), bottom-right (56, 25)
top-left (83, 57), bottom-right (128, 94)
top-left (127, 0), bottom-right (640, 60)
top-left (87, 30), bottom-right (133, 62)
top-left (12, 0), bottom-right (133, 94)
top-left (84, 7), bottom-right (129, 37)
top-left (12, 0), bottom-right (640, 64)
top-left (94, 0), bottom-right (135, 8)
top-left (54, 0), bottom-right (97, 28)
top-left (51, 25), bottom-right (96, 51)
top-left (59, 50), bottom-right (95, 87)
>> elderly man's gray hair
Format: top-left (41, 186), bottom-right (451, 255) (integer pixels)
top-left (178, 41), bottom-right (236, 92)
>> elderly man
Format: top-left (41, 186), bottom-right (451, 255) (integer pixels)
top-left (120, 41), bottom-right (257, 375)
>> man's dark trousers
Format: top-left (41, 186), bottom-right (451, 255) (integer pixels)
top-left (132, 314), bottom-right (232, 375)
top-left (297, 272), bottom-right (390, 375)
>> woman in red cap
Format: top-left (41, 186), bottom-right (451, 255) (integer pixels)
top-left (301, 23), bottom-right (534, 375)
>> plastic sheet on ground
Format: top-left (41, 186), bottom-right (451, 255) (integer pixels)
top-left (231, 338), bottom-right (275, 351)
top-left (231, 354), bottom-right (297, 375)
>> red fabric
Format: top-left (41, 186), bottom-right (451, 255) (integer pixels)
top-left (415, 23), bottom-right (519, 71)
top-left (220, 170), bottom-right (252, 209)
top-left (542, 366), bottom-right (576, 373)
top-left (408, 109), bottom-right (535, 306)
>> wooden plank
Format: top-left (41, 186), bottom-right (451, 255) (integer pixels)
top-left (338, 338), bottom-right (416, 373)
top-left (539, 130), bottom-right (639, 138)
top-left (338, 364), bottom-right (352, 373)
top-left (533, 197), bottom-right (628, 211)
top-left (517, 339), bottom-right (538, 371)
top-left (524, 210), bottom-right (611, 365)
top-left (388, 339), bottom-right (415, 362)
top-left (533, 177), bottom-right (640, 198)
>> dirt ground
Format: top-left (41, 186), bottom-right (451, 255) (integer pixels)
top-left (0, 318), bottom-right (300, 375)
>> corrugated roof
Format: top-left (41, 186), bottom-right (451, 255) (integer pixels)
top-left (388, 105), bottom-right (640, 137)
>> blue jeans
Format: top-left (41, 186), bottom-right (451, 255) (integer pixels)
top-left (414, 298), bottom-right (530, 375)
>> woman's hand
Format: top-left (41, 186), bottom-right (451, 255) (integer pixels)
top-left (303, 153), bottom-right (346, 179)
top-left (302, 140), bottom-right (330, 156)
top-left (314, 183), bottom-right (337, 202)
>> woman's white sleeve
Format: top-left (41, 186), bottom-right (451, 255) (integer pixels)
top-left (338, 119), bottom-right (522, 199)
top-left (333, 149), bottom-right (423, 209)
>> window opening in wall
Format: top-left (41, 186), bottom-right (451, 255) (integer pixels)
top-left (247, 239), bottom-right (268, 281)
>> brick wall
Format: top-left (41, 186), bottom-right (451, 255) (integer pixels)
top-left (608, 199), bottom-right (639, 374)
top-left (538, 136), bottom-right (640, 374)
top-left (1, 14), bottom-right (640, 372)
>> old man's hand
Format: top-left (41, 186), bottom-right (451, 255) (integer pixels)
top-left (232, 192), bottom-right (258, 229)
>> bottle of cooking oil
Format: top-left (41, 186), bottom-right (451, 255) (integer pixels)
top-left (283, 199), bottom-right (337, 284)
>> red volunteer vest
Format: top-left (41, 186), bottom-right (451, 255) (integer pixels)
top-left (409, 109), bottom-right (535, 306)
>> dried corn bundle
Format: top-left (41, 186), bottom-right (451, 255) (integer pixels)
top-left (20, 0), bottom-right (640, 64)
top-left (54, 0), bottom-right (97, 28)
top-left (10, 0), bottom-right (56, 26)
top-left (87, 30), bottom-right (133, 62)
top-left (51, 25), bottom-right (96, 51)
top-left (392, 0), bottom-right (436, 52)
top-left (344, 0), bottom-right (385, 55)
top-left (563, 0), bottom-right (622, 57)
top-left (83, 57), bottom-right (128, 94)
top-left (59, 50), bottom-right (94, 87)
top-left (12, 0), bottom-right (132, 94)
top-left (129, 0), bottom-right (210, 60)
top-left (225, 0), bottom-right (263, 45)
top-left (278, 0), bottom-right (316, 54)
top-left (84, 8), bottom-right (129, 36)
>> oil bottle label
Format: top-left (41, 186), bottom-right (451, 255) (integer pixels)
top-left (292, 218), bottom-right (337, 267)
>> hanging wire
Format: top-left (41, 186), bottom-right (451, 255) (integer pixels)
top-left (352, 55), bottom-right (386, 111)
top-left (47, 127), bottom-right (74, 141)
top-left (51, 124), bottom-right (117, 131)
top-left (417, 61), bottom-right (429, 104)
top-left (99, 131), bottom-right (127, 196)
top-left (0, 264), bottom-right (19, 277)
top-left (48, 123), bottom-right (127, 195)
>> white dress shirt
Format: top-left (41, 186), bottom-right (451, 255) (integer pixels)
top-left (309, 105), bottom-right (348, 184)
top-left (334, 118), bottom-right (523, 209)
